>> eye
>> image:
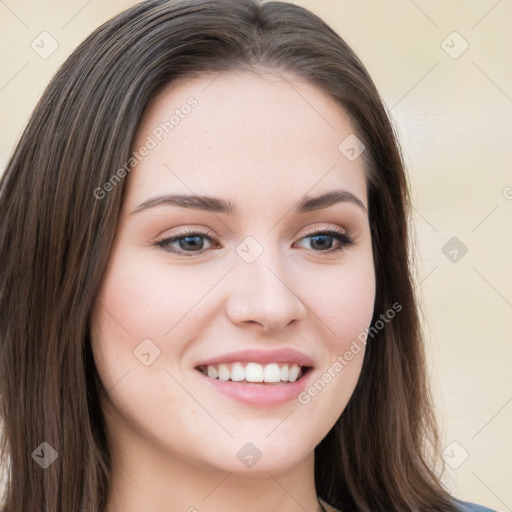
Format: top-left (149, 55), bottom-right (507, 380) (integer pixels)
top-left (294, 227), bottom-right (355, 254)
top-left (154, 226), bottom-right (354, 256)
top-left (155, 228), bottom-right (221, 257)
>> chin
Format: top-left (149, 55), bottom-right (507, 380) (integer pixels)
top-left (198, 435), bottom-right (315, 476)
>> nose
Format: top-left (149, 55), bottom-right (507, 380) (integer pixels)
top-left (225, 245), bottom-right (307, 333)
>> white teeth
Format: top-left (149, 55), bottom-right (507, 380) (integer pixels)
top-left (199, 362), bottom-right (305, 383)
top-left (245, 362), bottom-right (263, 382)
top-left (288, 364), bottom-right (300, 382)
top-left (218, 364), bottom-right (230, 381)
top-left (230, 362), bottom-right (245, 381)
top-left (263, 363), bottom-right (281, 383)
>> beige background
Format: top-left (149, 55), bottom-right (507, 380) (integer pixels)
top-left (1, 1), bottom-right (511, 510)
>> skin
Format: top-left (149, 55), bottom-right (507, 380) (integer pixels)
top-left (90, 70), bottom-right (376, 512)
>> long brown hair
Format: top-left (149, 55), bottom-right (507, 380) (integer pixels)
top-left (0, 1), bottom-right (459, 510)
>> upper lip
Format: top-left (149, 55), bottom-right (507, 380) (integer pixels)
top-left (195, 348), bottom-right (314, 368)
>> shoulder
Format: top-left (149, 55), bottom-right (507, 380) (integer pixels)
top-left (318, 497), bottom-right (497, 512)
top-left (456, 500), bottom-right (498, 512)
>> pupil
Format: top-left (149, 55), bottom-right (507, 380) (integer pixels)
top-left (311, 234), bottom-right (332, 250)
top-left (180, 235), bottom-right (203, 251)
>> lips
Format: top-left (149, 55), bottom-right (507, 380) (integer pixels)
top-left (194, 347), bottom-right (314, 368)
top-left (193, 348), bottom-right (314, 406)
top-left (196, 368), bottom-right (313, 406)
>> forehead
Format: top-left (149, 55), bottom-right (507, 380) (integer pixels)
top-left (124, 71), bottom-right (368, 212)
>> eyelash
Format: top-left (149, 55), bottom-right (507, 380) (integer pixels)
top-left (154, 227), bottom-right (355, 257)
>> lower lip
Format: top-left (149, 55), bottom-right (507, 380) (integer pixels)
top-left (195, 368), bottom-right (314, 407)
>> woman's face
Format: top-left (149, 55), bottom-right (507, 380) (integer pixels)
top-left (90, 71), bottom-right (375, 476)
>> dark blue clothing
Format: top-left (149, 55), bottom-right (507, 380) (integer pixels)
top-left (457, 500), bottom-right (497, 512)
top-left (318, 496), bottom-right (498, 511)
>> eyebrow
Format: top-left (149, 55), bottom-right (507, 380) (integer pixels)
top-left (130, 189), bottom-right (367, 216)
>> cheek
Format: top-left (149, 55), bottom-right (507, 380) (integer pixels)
top-left (312, 258), bottom-right (376, 350)
top-left (91, 251), bottom-right (204, 341)
top-left (89, 247), bottom-right (221, 386)
top-left (88, 251), bottom-right (205, 432)
top-left (292, 257), bottom-right (375, 438)
top-left (89, 249), bottom-right (160, 388)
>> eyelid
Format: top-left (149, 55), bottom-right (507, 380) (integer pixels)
top-left (155, 224), bottom-right (350, 242)
top-left (154, 227), bottom-right (220, 249)
top-left (298, 225), bottom-right (348, 239)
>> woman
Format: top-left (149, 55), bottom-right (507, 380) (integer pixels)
top-left (0, 1), bottom-right (497, 511)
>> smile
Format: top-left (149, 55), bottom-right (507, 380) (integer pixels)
top-left (196, 362), bottom-right (310, 384)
